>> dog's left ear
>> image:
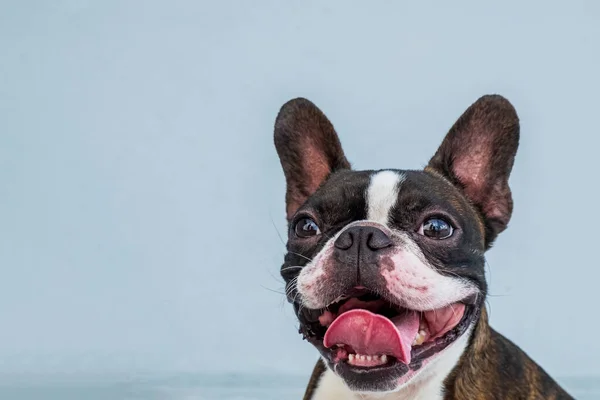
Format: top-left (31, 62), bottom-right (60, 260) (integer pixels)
top-left (274, 98), bottom-right (350, 220)
top-left (427, 95), bottom-right (520, 246)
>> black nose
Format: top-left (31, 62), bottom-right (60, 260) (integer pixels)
top-left (333, 225), bottom-right (393, 287)
top-left (334, 225), bottom-right (393, 251)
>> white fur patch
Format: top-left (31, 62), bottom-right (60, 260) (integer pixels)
top-left (296, 243), bottom-right (336, 309)
top-left (381, 233), bottom-right (478, 311)
top-left (366, 171), bottom-right (405, 225)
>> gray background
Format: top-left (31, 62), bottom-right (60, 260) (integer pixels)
top-left (1, 0), bottom-right (598, 381)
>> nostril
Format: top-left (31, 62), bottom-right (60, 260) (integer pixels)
top-left (334, 231), bottom-right (353, 250)
top-left (366, 230), bottom-right (393, 250)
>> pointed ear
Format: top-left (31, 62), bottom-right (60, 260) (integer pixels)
top-left (274, 98), bottom-right (350, 219)
top-left (427, 95), bottom-right (520, 246)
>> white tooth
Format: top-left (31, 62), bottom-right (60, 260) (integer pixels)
top-left (360, 355), bottom-right (366, 361)
top-left (349, 354), bottom-right (355, 361)
top-left (381, 355), bottom-right (388, 363)
top-left (372, 355), bottom-right (379, 360)
top-left (366, 355), bottom-right (372, 361)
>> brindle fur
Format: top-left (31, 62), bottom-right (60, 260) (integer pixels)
top-left (303, 359), bottom-right (327, 400)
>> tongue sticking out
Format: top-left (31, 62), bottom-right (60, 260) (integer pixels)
top-left (323, 309), bottom-right (420, 364)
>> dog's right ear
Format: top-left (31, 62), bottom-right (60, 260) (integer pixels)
top-left (274, 98), bottom-right (350, 220)
top-left (427, 95), bottom-right (520, 247)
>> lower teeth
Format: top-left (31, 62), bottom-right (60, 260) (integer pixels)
top-left (348, 354), bottom-right (388, 364)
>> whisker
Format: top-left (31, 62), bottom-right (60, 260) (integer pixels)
top-left (485, 298), bottom-right (493, 318)
top-left (294, 291), bottom-right (305, 316)
top-left (269, 213), bottom-right (287, 246)
top-left (321, 230), bottom-right (334, 241)
top-left (419, 296), bottom-right (437, 321)
top-left (260, 285), bottom-right (286, 296)
top-left (285, 277), bottom-right (298, 298)
top-left (428, 299), bottom-right (438, 322)
top-left (439, 269), bottom-right (467, 280)
top-left (288, 252), bottom-right (313, 262)
top-left (485, 260), bottom-right (493, 286)
top-left (280, 266), bottom-right (303, 273)
top-left (265, 267), bottom-right (284, 284)
top-left (449, 302), bottom-right (458, 321)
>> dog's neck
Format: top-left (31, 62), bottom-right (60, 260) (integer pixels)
top-left (310, 309), bottom-right (490, 400)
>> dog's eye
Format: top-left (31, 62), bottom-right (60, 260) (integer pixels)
top-left (419, 218), bottom-right (453, 239)
top-left (294, 218), bottom-right (321, 238)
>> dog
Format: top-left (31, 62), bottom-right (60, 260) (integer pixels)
top-left (273, 95), bottom-right (573, 399)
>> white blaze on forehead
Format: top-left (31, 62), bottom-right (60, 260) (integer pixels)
top-left (366, 170), bottom-right (405, 225)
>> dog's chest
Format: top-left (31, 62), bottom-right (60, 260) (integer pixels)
top-left (311, 369), bottom-right (444, 400)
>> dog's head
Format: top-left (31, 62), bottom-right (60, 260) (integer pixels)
top-left (274, 96), bottom-right (519, 392)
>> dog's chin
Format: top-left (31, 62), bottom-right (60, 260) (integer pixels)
top-left (296, 289), bottom-right (481, 392)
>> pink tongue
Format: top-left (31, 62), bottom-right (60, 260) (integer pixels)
top-left (323, 309), bottom-right (420, 364)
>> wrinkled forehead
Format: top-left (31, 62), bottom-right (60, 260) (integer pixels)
top-left (302, 169), bottom-right (483, 232)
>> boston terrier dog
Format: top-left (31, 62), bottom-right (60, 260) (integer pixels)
top-left (274, 95), bottom-right (573, 399)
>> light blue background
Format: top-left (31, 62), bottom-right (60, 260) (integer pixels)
top-left (1, 0), bottom-right (598, 382)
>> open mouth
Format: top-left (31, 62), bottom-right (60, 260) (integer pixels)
top-left (296, 288), bottom-right (478, 386)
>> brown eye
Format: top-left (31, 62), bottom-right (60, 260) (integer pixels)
top-left (294, 218), bottom-right (321, 238)
top-left (419, 218), bottom-right (453, 239)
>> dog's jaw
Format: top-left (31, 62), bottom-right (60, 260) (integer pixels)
top-left (312, 325), bottom-right (473, 400)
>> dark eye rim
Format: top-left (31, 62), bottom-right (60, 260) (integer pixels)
top-left (416, 213), bottom-right (459, 240)
top-left (291, 212), bottom-right (322, 239)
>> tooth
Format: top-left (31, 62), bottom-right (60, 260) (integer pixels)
top-left (349, 354), bottom-right (354, 361)
top-left (359, 355), bottom-right (365, 360)
top-left (372, 355), bottom-right (379, 360)
top-left (412, 329), bottom-right (427, 346)
top-left (366, 355), bottom-right (372, 361)
top-left (381, 355), bottom-right (387, 363)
